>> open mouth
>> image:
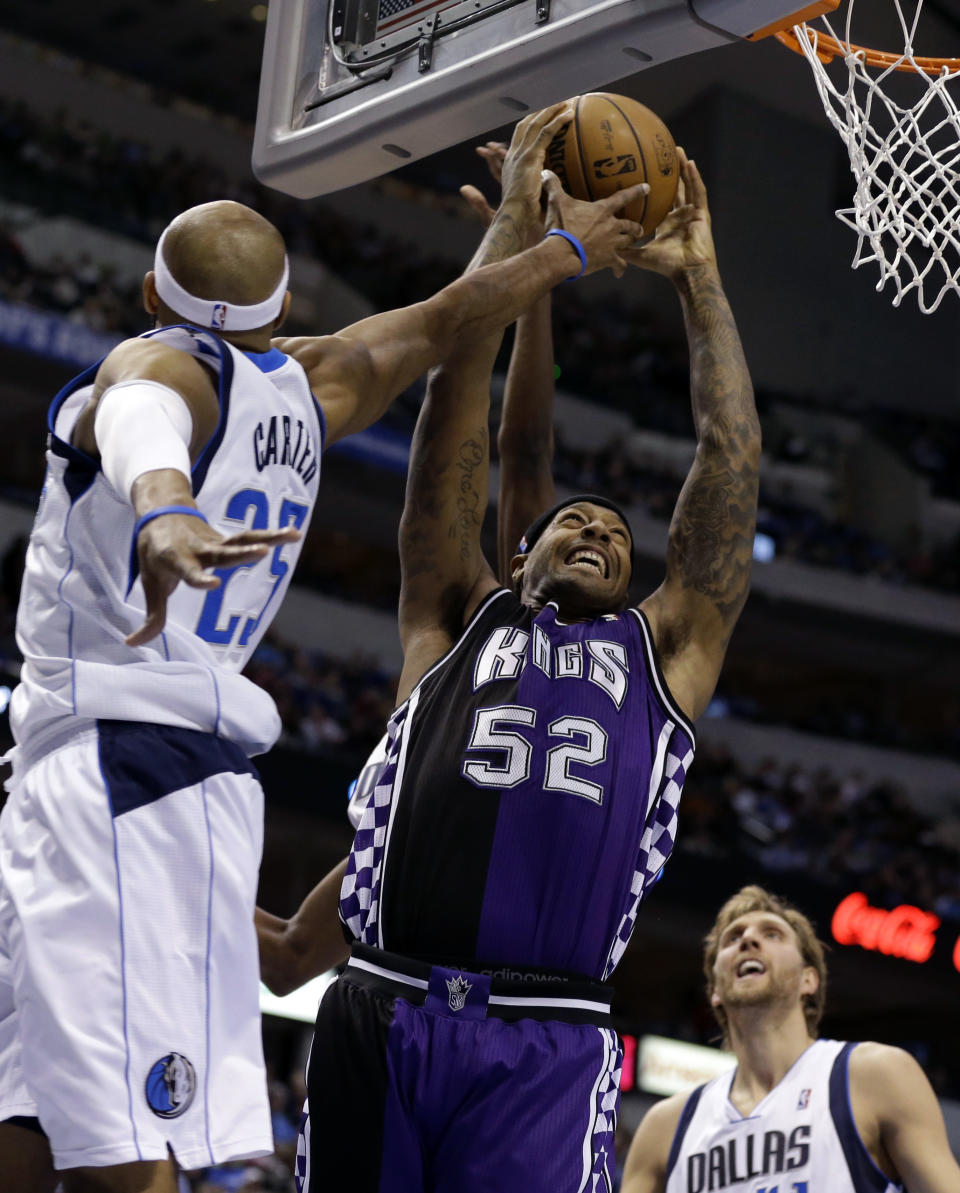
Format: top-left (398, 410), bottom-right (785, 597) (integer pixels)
top-left (564, 548), bottom-right (608, 579)
top-left (736, 959), bottom-right (766, 977)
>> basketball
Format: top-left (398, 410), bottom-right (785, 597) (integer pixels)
top-left (546, 93), bottom-right (679, 235)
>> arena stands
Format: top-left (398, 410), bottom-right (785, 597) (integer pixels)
top-left (2, 95), bottom-right (958, 598)
top-left (0, 29), bottom-right (959, 1177)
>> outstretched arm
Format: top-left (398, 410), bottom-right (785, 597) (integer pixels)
top-left (497, 293), bottom-right (557, 583)
top-left (633, 152), bottom-right (761, 722)
top-left (851, 1043), bottom-right (960, 1193)
top-left (396, 108), bottom-right (572, 702)
top-left (71, 339), bottom-right (300, 645)
top-left (275, 114), bottom-right (645, 448)
top-left (460, 139), bottom-right (559, 585)
top-left (256, 859), bottom-right (350, 996)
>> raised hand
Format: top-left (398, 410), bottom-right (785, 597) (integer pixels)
top-left (542, 172), bottom-right (647, 278)
top-left (126, 472), bottom-right (301, 645)
top-left (625, 149), bottom-right (717, 278)
top-left (462, 103), bottom-right (580, 269)
top-left (460, 142), bottom-right (507, 229)
top-left (499, 102), bottom-right (577, 219)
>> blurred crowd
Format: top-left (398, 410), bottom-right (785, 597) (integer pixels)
top-left (681, 741), bottom-right (960, 923)
top-left (246, 634), bottom-right (396, 761)
top-left (2, 97), bottom-right (960, 594)
top-left (0, 232), bottom-right (144, 335)
top-left (552, 431), bottom-right (960, 593)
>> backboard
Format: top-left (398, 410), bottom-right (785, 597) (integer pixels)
top-left (253, 0), bottom-right (832, 198)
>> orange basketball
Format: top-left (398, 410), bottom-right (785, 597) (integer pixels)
top-left (546, 93), bottom-right (679, 235)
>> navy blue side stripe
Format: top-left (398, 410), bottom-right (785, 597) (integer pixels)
top-left (138, 323), bottom-right (234, 499)
top-left (665, 1083), bottom-right (704, 1183)
top-left (162, 325), bottom-right (235, 497)
top-left (97, 720), bottom-right (257, 817)
top-left (828, 1042), bottom-right (895, 1192)
top-left (47, 357), bottom-right (105, 503)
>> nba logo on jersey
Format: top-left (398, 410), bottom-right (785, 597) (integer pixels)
top-left (212, 303), bottom-right (228, 329)
top-left (797, 1088), bottom-right (811, 1110)
top-left (446, 975), bottom-right (472, 1012)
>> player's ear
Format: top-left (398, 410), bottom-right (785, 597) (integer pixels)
top-left (800, 966), bottom-right (818, 997)
top-left (272, 291), bottom-right (292, 333)
top-left (143, 271), bottom-right (160, 317)
top-left (709, 988), bottom-right (723, 1010)
top-left (510, 554), bottom-right (526, 590)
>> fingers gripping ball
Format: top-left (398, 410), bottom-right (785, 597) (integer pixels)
top-left (547, 94), bottom-right (678, 234)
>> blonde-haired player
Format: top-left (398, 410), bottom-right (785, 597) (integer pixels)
top-left (623, 885), bottom-right (960, 1193)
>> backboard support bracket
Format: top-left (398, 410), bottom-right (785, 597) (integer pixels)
top-left (418, 29), bottom-right (436, 72)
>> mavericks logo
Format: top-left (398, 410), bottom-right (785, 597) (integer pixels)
top-left (145, 1053), bottom-right (196, 1119)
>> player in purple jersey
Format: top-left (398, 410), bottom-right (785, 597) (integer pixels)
top-left (282, 110), bottom-right (762, 1192)
top-left (622, 886), bottom-right (960, 1193)
top-left (0, 132), bottom-right (644, 1193)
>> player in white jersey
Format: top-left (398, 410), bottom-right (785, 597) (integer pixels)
top-left (622, 886), bottom-right (960, 1193)
top-left (0, 149), bottom-right (646, 1193)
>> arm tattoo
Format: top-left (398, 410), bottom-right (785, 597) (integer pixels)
top-left (399, 199), bottom-right (527, 630)
top-left (667, 265), bottom-right (761, 628)
top-left (400, 421), bottom-right (489, 623)
top-left (455, 435), bottom-right (486, 561)
top-left (467, 208), bottom-right (526, 272)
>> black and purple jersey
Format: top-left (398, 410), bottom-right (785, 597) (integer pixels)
top-left (340, 587), bottom-right (695, 980)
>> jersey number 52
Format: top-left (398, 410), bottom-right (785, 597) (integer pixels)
top-left (462, 704), bottom-right (608, 804)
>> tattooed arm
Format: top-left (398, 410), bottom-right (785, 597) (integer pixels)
top-left (460, 137), bottom-right (559, 583)
top-left (396, 107), bottom-right (573, 703)
top-left (497, 290), bottom-right (558, 583)
top-left (631, 152), bottom-right (761, 721)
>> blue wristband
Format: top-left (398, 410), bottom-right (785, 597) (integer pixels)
top-left (127, 505), bottom-right (208, 597)
top-left (544, 228), bottom-right (587, 280)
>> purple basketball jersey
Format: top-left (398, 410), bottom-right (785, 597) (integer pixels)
top-left (340, 588), bottom-right (695, 979)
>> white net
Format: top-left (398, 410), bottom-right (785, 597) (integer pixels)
top-left (792, 0), bottom-right (960, 313)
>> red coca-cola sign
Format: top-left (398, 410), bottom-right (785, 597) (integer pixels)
top-left (620, 1033), bottom-right (637, 1093)
top-left (832, 891), bottom-right (940, 963)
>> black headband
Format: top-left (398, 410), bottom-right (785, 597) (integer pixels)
top-left (516, 494), bottom-right (634, 560)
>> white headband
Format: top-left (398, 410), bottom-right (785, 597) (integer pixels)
top-left (153, 225), bottom-right (289, 332)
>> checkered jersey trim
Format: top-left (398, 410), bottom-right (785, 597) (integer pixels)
top-left (581, 1028), bottom-right (623, 1193)
top-left (347, 732), bottom-right (389, 830)
top-left (295, 1098), bottom-right (310, 1192)
top-left (339, 703), bottom-right (409, 944)
top-left (603, 735), bottom-right (693, 979)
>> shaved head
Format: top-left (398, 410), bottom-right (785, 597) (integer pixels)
top-left (159, 201), bottom-right (287, 307)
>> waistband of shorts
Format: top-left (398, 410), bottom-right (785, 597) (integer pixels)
top-left (345, 943), bottom-right (614, 1025)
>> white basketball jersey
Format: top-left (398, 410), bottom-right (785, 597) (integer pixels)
top-left (347, 732), bottom-right (389, 829)
top-left (10, 325), bottom-right (322, 765)
top-left (664, 1040), bottom-right (902, 1193)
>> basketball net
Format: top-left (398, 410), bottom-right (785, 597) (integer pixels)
top-left (779, 0), bottom-right (960, 313)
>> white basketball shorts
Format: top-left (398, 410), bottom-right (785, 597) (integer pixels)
top-left (0, 720), bottom-right (273, 1170)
